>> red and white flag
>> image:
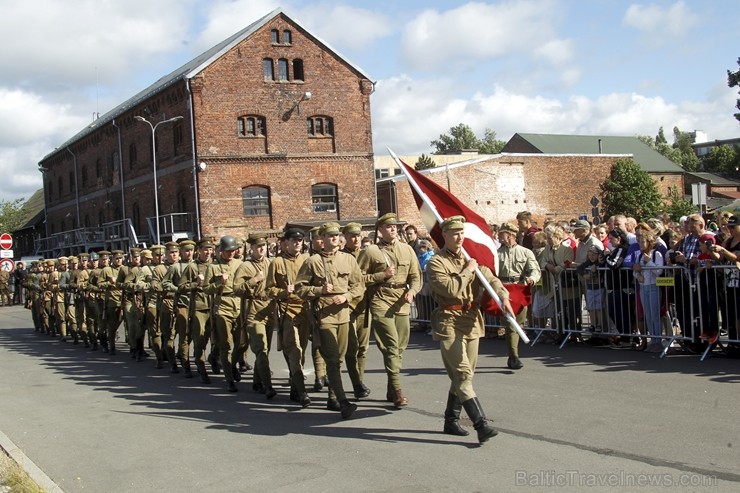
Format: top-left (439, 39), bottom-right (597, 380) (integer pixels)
top-left (397, 158), bottom-right (531, 316)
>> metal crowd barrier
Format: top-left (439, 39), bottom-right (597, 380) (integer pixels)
top-left (410, 263), bottom-right (739, 361)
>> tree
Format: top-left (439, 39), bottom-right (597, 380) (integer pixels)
top-left (638, 126), bottom-right (699, 172)
top-left (415, 153), bottom-right (436, 170)
top-left (0, 198), bottom-right (26, 233)
top-left (430, 123), bottom-right (505, 155)
top-left (600, 158), bottom-right (663, 220)
top-left (662, 185), bottom-right (696, 221)
top-left (702, 144), bottom-right (740, 174)
top-left (728, 57), bottom-right (740, 123)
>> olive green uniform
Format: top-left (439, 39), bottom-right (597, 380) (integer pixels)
top-left (342, 243), bottom-right (370, 392)
top-left (180, 257), bottom-right (212, 380)
top-left (162, 255), bottom-right (195, 374)
top-left (99, 258), bottom-right (124, 354)
top-left (497, 242), bottom-right (540, 359)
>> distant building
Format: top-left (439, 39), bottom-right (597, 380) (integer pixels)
top-left (36, 8), bottom-right (376, 257)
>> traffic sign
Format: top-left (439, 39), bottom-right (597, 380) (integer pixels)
top-left (0, 233), bottom-right (12, 250)
top-left (0, 249), bottom-right (12, 258)
top-left (0, 258), bottom-right (14, 272)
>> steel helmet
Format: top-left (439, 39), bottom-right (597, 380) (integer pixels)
top-left (219, 235), bottom-right (239, 251)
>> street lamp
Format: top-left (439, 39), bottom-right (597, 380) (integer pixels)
top-left (134, 115), bottom-right (184, 245)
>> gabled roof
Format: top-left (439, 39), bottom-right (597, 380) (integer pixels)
top-left (686, 172), bottom-right (740, 187)
top-left (14, 188), bottom-right (45, 232)
top-left (503, 133), bottom-right (684, 173)
top-left (42, 8), bottom-right (372, 162)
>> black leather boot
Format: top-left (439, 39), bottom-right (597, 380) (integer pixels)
top-left (462, 397), bottom-right (498, 444)
top-left (326, 388), bottom-right (341, 411)
top-left (340, 399), bottom-right (357, 419)
top-left (443, 393), bottom-right (469, 436)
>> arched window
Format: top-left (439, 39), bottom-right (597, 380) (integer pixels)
top-left (293, 59), bottom-right (304, 81)
top-left (311, 183), bottom-right (338, 213)
top-left (282, 30), bottom-right (292, 44)
top-left (242, 186), bottom-right (271, 217)
top-left (237, 115), bottom-right (266, 137)
top-left (278, 58), bottom-right (289, 81)
top-left (307, 116), bottom-right (334, 137)
top-left (129, 143), bottom-right (137, 169)
top-left (270, 29), bottom-right (279, 44)
top-left (263, 58), bottom-right (274, 81)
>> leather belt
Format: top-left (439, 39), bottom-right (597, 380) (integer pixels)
top-left (287, 299), bottom-right (305, 306)
top-left (440, 302), bottom-right (479, 311)
top-left (381, 282), bottom-right (407, 289)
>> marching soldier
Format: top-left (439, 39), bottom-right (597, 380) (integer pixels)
top-left (426, 216), bottom-right (513, 444)
top-left (146, 245), bottom-right (169, 369)
top-left (180, 238), bottom-right (214, 383)
top-left (203, 235), bottom-right (243, 392)
top-left (73, 253), bottom-right (91, 347)
top-left (26, 261), bottom-right (43, 332)
top-left (155, 242), bottom-right (180, 371)
top-left (162, 239), bottom-right (196, 377)
top-left (358, 213), bottom-right (422, 408)
top-left (295, 222), bottom-right (365, 418)
top-left (121, 248), bottom-right (148, 361)
top-left (266, 228), bottom-right (312, 407)
top-left (55, 257), bottom-right (71, 341)
top-left (65, 256), bottom-right (80, 344)
top-left (341, 222), bottom-right (371, 398)
top-left (98, 250), bottom-right (125, 355)
top-left (234, 233), bottom-right (276, 397)
top-left (308, 226), bottom-right (329, 391)
top-left (86, 251), bottom-right (107, 351)
top-left (39, 259), bottom-right (56, 336)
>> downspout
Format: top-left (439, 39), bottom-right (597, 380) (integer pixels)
top-left (65, 147), bottom-right (81, 229)
top-left (112, 119), bottom-right (126, 223)
top-left (186, 79), bottom-right (201, 239)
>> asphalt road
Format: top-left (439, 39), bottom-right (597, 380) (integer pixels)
top-left (1, 305), bottom-right (739, 493)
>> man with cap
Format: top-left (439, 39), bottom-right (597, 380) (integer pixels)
top-left (358, 212), bottom-right (423, 408)
top-left (64, 256), bottom-right (81, 344)
top-left (86, 251), bottom-right (107, 350)
top-left (55, 257), bottom-right (73, 341)
top-left (153, 242), bottom-right (180, 370)
top-left (72, 253), bottom-right (91, 347)
top-left (0, 263), bottom-right (11, 306)
top-left (266, 227), bottom-right (312, 406)
top-left (341, 222), bottom-right (371, 398)
top-left (39, 259), bottom-right (58, 336)
top-left (203, 235), bottom-right (244, 392)
top-left (25, 261), bottom-right (43, 332)
top-left (180, 238), bottom-right (214, 383)
top-left (497, 222), bottom-right (541, 369)
top-left (234, 232), bottom-right (276, 396)
top-left (295, 222), bottom-right (365, 418)
top-left (98, 250), bottom-right (125, 354)
top-left (162, 239), bottom-right (197, 376)
top-left (427, 215), bottom-right (514, 444)
top-left (307, 225), bottom-right (329, 391)
top-left (144, 245), bottom-right (167, 367)
top-left (121, 248), bottom-right (148, 361)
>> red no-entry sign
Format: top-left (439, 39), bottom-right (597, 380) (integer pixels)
top-left (0, 233), bottom-right (12, 250)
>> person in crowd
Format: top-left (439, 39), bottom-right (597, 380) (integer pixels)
top-left (633, 230), bottom-right (664, 352)
top-left (405, 224), bottom-right (420, 253)
top-left (710, 215), bottom-right (740, 354)
top-left (516, 211), bottom-right (541, 250)
top-left (696, 234), bottom-right (720, 345)
top-left (13, 261), bottom-right (28, 306)
top-left (593, 225), bottom-right (609, 250)
top-left (604, 228), bottom-right (634, 344)
top-left (540, 224), bottom-right (578, 342)
top-left (415, 238), bottom-right (436, 334)
top-left (577, 246), bottom-right (606, 334)
top-left (426, 215), bottom-right (513, 444)
top-left (530, 232), bottom-right (553, 331)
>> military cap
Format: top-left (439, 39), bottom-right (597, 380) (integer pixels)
top-left (31, 260), bottom-right (39, 266)
top-left (283, 228), bottom-right (305, 240)
top-left (499, 222), bottom-right (518, 235)
top-left (165, 241), bottom-right (179, 253)
top-left (308, 226), bottom-right (320, 237)
top-left (98, 250), bottom-right (111, 258)
top-left (318, 222), bottom-right (341, 236)
top-left (197, 238), bottom-right (215, 249)
top-left (129, 247), bottom-right (142, 256)
top-left (376, 212), bottom-right (399, 227)
top-left (45, 259), bottom-right (55, 266)
top-left (247, 232), bottom-right (267, 246)
top-left (572, 219), bottom-right (591, 231)
top-left (235, 237), bottom-right (245, 248)
top-left (441, 215), bottom-right (466, 232)
top-left (179, 239), bottom-right (196, 251)
top-left (141, 249), bottom-right (153, 259)
top-left (342, 222), bottom-right (362, 235)
top-left (150, 244), bottom-right (165, 255)
top-left (78, 252), bottom-right (90, 259)
top-left (111, 250), bottom-right (124, 258)
top-left (68, 256), bottom-right (79, 264)
top-left (57, 256), bottom-right (69, 264)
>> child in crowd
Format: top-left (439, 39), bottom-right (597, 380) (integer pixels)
top-left (577, 245), bottom-right (606, 332)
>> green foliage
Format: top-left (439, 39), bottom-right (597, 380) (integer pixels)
top-left (638, 127), bottom-right (699, 171)
top-left (0, 198), bottom-right (26, 233)
top-left (728, 57), bottom-right (740, 123)
top-left (415, 153), bottom-right (436, 170)
top-left (600, 158), bottom-right (663, 221)
top-left (662, 185), bottom-right (696, 221)
top-left (430, 123), bottom-right (505, 154)
top-left (702, 144), bottom-right (740, 174)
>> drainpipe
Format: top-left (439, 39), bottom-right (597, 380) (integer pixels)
top-left (186, 79), bottom-right (201, 239)
top-left (65, 147), bottom-right (81, 229)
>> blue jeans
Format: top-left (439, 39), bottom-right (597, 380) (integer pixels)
top-left (639, 283), bottom-right (661, 342)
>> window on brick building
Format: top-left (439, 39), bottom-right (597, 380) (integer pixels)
top-left (81, 166), bottom-right (88, 186)
top-left (98, 211), bottom-right (105, 226)
top-left (111, 151), bottom-right (119, 177)
top-left (375, 168), bottom-right (390, 180)
top-left (69, 172), bottom-right (74, 193)
top-left (307, 116), bottom-right (333, 137)
top-left (96, 159), bottom-right (101, 178)
top-left (237, 115), bottom-right (266, 137)
top-left (58, 177), bottom-right (63, 197)
top-left (278, 58), bottom-right (289, 81)
top-left (311, 183), bottom-right (338, 213)
top-left (132, 203), bottom-right (141, 234)
top-left (283, 30), bottom-right (292, 44)
top-left (271, 29), bottom-right (279, 44)
top-left (242, 186), bottom-right (271, 217)
top-left (263, 58), bottom-right (275, 81)
top-left (129, 143), bottom-right (137, 170)
top-left (293, 59), bottom-right (304, 81)
top-left (173, 123), bottom-right (183, 154)
top-left (84, 215), bottom-right (90, 228)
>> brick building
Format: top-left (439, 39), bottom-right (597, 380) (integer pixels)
top-left (378, 134), bottom-right (685, 233)
top-left (36, 8), bottom-right (376, 256)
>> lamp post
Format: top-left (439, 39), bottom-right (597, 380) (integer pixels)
top-left (134, 115), bottom-right (183, 245)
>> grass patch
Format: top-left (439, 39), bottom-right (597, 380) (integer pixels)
top-left (0, 451), bottom-right (44, 493)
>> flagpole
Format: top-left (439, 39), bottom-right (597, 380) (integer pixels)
top-left (388, 148), bottom-right (530, 344)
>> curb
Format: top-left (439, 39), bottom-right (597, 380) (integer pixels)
top-left (0, 429), bottom-right (64, 493)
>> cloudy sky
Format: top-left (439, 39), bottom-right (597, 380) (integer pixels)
top-left (1, 0), bottom-right (737, 201)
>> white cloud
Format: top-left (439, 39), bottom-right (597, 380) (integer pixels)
top-left (193, 0), bottom-right (281, 53)
top-left (294, 4), bottom-right (394, 52)
top-left (401, 0), bottom-right (567, 70)
top-left (623, 1), bottom-right (697, 39)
